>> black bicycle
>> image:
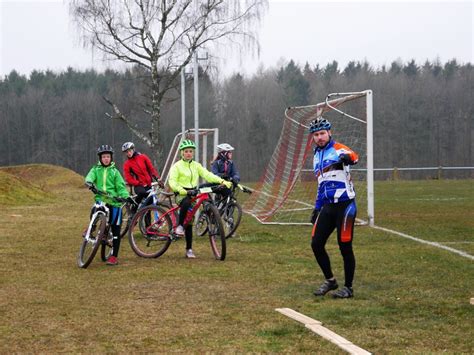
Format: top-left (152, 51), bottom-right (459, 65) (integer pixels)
top-left (77, 185), bottom-right (132, 268)
top-left (195, 183), bottom-right (252, 239)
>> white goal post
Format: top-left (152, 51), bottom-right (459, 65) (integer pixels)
top-left (243, 90), bottom-right (374, 226)
top-left (161, 128), bottom-right (219, 184)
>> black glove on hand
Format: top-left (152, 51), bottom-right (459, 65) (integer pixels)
top-left (85, 182), bottom-right (97, 193)
top-left (310, 209), bottom-right (319, 224)
top-left (187, 189), bottom-right (198, 197)
top-left (153, 176), bottom-right (165, 188)
top-left (127, 197), bottom-right (136, 205)
top-left (339, 153), bottom-right (353, 165)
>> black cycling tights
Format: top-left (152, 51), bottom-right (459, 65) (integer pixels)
top-left (311, 199), bottom-right (357, 288)
top-left (178, 196), bottom-right (194, 250)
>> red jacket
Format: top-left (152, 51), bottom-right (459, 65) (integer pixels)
top-left (123, 152), bottom-right (160, 187)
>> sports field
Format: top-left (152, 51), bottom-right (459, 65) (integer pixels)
top-left (1, 165), bottom-right (473, 353)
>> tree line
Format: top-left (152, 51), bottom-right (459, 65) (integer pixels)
top-left (0, 58), bottom-right (472, 181)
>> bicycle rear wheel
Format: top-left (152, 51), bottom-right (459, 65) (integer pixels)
top-left (206, 204), bottom-right (226, 260)
top-left (222, 201), bottom-right (242, 239)
top-left (78, 213), bottom-right (107, 268)
top-left (128, 205), bottom-right (172, 258)
top-left (100, 229), bottom-right (114, 262)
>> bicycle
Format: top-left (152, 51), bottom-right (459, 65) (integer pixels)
top-left (119, 181), bottom-right (171, 238)
top-left (195, 183), bottom-right (252, 239)
top-left (77, 186), bottom-right (131, 268)
top-left (128, 184), bottom-right (227, 260)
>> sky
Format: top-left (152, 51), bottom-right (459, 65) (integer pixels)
top-left (0, 0), bottom-right (472, 78)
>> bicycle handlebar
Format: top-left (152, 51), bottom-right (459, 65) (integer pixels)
top-left (236, 183), bottom-right (252, 194)
top-left (86, 183), bottom-right (134, 205)
top-left (187, 184), bottom-right (226, 197)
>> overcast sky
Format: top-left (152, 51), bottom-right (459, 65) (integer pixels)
top-left (0, 0), bottom-right (472, 78)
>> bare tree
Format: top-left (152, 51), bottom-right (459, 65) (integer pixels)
top-left (69, 0), bottom-right (268, 162)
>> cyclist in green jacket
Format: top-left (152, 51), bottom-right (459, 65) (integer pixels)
top-left (85, 145), bottom-right (130, 266)
top-left (169, 139), bottom-right (232, 258)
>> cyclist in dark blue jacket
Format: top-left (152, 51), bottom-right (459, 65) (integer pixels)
top-left (211, 143), bottom-right (240, 200)
top-left (211, 143), bottom-right (240, 184)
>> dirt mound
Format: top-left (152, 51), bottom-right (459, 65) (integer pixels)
top-left (0, 170), bottom-right (51, 205)
top-left (0, 164), bottom-right (84, 191)
top-left (0, 164), bottom-right (85, 205)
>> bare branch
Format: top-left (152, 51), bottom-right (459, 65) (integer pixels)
top-left (103, 96), bottom-right (152, 147)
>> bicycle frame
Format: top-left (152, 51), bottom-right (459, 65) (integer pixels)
top-left (143, 187), bottom-right (215, 238)
top-left (84, 202), bottom-right (109, 242)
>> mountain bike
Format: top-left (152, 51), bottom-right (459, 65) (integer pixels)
top-left (195, 183), bottom-right (252, 239)
top-left (128, 184), bottom-right (227, 260)
top-left (119, 181), bottom-right (172, 238)
top-left (77, 186), bottom-right (131, 268)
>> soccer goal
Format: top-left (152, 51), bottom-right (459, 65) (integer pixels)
top-left (243, 90), bottom-right (374, 226)
top-left (161, 128), bottom-right (219, 184)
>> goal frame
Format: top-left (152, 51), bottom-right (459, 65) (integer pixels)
top-left (244, 89), bottom-right (374, 227)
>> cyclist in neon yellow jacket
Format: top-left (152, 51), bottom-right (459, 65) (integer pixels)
top-left (168, 139), bottom-right (232, 258)
top-left (84, 145), bottom-right (129, 266)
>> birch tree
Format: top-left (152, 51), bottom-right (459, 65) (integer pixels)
top-left (70, 0), bottom-right (268, 162)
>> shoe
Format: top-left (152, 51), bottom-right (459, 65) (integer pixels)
top-left (106, 256), bottom-right (118, 265)
top-left (313, 279), bottom-right (338, 296)
top-left (185, 249), bottom-right (196, 259)
top-left (175, 225), bottom-right (185, 236)
top-left (332, 286), bottom-right (353, 299)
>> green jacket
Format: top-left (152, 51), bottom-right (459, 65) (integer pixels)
top-left (168, 159), bottom-right (225, 196)
top-left (85, 162), bottom-right (129, 207)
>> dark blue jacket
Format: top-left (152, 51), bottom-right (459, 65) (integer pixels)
top-left (211, 157), bottom-right (240, 183)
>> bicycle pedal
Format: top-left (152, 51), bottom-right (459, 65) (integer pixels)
top-left (170, 234), bottom-right (181, 241)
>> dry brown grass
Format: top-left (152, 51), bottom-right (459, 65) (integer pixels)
top-left (1, 165), bottom-right (473, 353)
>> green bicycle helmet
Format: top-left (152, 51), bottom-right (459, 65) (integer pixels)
top-left (179, 139), bottom-right (196, 150)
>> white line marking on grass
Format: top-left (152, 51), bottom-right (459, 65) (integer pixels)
top-left (276, 308), bottom-right (371, 355)
top-left (471, 298), bottom-right (474, 305)
top-left (439, 241), bottom-right (474, 244)
top-left (393, 197), bottom-right (468, 201)
top-left (372, 225), bottom-right (474, 260)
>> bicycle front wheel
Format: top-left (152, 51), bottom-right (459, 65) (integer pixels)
top-left (128, 205), bottom-right (172, 258)
top-left (222, 201), bottom-right (242, 239)
top-left (206, 204), bottom-right (226, 260)
top-left (119, 203), bottom-right (132, 238)
top-left (78, 213), bottom-right (107, 268)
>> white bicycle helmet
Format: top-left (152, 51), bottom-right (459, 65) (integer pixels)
top-left (216, 143), bottom-right (234, 153)
top-left (122, 141), bottom-right (135, 152)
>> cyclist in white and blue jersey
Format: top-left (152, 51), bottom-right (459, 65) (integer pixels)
top-left (309, 118), bottom-right (359, 299)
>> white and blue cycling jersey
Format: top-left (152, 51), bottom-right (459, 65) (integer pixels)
top-left (313, 139), bottom-right (359, 210)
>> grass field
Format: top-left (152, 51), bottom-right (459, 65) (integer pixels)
top-left (1, 164), bottom-right (473, 353)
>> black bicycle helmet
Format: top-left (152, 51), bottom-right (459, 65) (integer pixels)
top-left (309, 118), bottom-right (332, 133)
top-left (97, 144), bottom-right (114, 156)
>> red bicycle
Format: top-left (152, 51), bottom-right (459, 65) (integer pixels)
top-left (127, 185), bottom-right (227, 260)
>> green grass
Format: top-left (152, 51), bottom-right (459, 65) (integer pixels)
top-left (0, 165), bottom-right (473, 353)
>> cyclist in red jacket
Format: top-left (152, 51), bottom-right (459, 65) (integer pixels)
top-left (122, 142), bottom-right (164, 209)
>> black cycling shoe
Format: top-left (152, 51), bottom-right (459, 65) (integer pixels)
top-left (313, 279), bottom-right (338, 296)
top-left (332, 286), bottom-right (353, 299)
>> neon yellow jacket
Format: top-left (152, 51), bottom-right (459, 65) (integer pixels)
top-left (85, 162), bottom-right (129, 207)
top-left (168, 159), bottom-right (225, 196)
